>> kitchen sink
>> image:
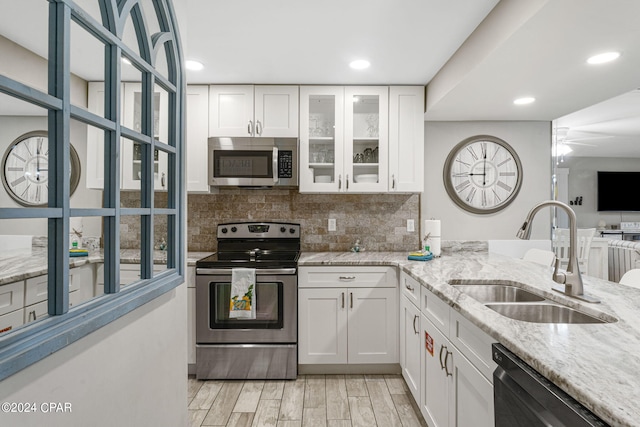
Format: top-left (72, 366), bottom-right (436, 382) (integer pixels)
top-left (452, 284), bottom-right (545, 303)
top-left (484, 303), bottom-right (611, 324)
top-left (450, 281), bottom-right (617, 324)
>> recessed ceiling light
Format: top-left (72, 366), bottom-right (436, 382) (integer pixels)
top-left (349, 60), bottom-right (370, 70)
top-left (513, 97), bottom-right (535, 105)
top-left (185, 60), bottom-right (204, 71)
top-left (587, 51), bottom-right (620, 65)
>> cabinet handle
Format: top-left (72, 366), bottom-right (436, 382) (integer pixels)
top-left (405, 283), bottom-right (414, 292)
top-left (341, 292), bottom-right (345, 308)
top-left (338, 174), bottom-right (342, 190)
top-left (339, 276), bottom-right (356, 281)
top-left (350, 292), bottom-right (353, 309)
top-left (392, 174), bottom-right (396, 189)
top-left (256, 120), bottom-right (262, 135)
top-left (161, 172), bottom-right (166, 188)
top-left (346, 174), bottom-right (349, 190)
top-left (247, 120), bottom-right (254, 135)
top-left (439, 345), bottom-right (446, 369)
top-left (413, 315), bottom-right (419, 334)
top-left (29, 310), bottom-right (36, 322)
top-left (443, 348), bottom-right (453, 377)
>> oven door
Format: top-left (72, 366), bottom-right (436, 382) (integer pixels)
top-left (196, 268), bottom-right (297, 344)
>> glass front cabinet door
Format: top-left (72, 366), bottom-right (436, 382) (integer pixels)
top-left (300, 86), bottom-right (389, 193)
top-left (300, 86), bottom-right (345, 192)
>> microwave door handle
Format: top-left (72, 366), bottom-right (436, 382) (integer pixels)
top-left (273, 147), bottom-right (279, 183)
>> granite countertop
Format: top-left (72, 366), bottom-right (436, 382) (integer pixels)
top-left (300, 250), bottom-right (639, 427)
top-left (0, 249), bottom-right (213, 286)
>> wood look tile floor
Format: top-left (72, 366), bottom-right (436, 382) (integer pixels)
top-left (188, 374), bottom-right (428, 427)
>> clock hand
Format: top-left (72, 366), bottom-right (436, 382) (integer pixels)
top-left (482, 150), bottom-right (487, 186)
top-left (36, 146), bottom-right (40, 182)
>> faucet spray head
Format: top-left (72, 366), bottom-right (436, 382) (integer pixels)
top-left (516, 221), bottom-right (531, 240)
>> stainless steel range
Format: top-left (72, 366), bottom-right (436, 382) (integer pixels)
top-left (195, 221), bottom-right (300, 380)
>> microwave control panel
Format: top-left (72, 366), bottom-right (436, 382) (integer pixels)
top-left (278, 151), bottom-right (293, 178)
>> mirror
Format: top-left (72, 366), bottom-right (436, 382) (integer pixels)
top-left (552, 88), bottom-right (640, 239)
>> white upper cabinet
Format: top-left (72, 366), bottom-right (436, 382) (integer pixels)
top-left (185, 85), bottom-right (210, 192)
top-left (208, 85), bottom-right (299, 138)
top-left (389, 86), bottom-right (424, 192)
top-left (300, 85), bottom-right (423, 193)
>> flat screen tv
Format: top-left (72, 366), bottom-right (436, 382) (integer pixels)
top-left (597, 171), bottom-right (640, 211)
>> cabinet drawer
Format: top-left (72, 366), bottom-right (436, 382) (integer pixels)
top-left (0, 281), bottom-right (25, 316)
top-left (24, 300), bottom-right (48, 324)
top-left (0, 308), bottom-right (24, 334)
top-left (299, 266), bottom-right (397, 288)
top-left (450, 310), bottom-right (497, 382)
top-left (25, 275), bottom-right (48, 306)
top-left (421, 286), bottom-right (450, 335)
top-left (400, 272), bottom-right (420, 307)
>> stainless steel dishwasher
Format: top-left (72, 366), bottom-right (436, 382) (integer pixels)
top-left (492, 343), bottom-right (610, 427)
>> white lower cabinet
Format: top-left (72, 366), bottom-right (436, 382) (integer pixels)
top-left (298, 266), bottom-right (398, 365)
top-left (419, 284), bottom-right (496, 427)
top-left (400, 293), bottom-right (421, 402)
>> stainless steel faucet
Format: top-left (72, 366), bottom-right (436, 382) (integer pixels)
top-left (516, 200), bottom-right (600, 303)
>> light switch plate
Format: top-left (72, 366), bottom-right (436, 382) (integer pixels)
top-left (328, 218), bottom-right (337, 231)
top-left (407, 219), bottom-right (415, 232)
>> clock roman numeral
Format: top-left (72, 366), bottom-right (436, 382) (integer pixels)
top-left (492, 189), bottom-right (501, 202)
top-left (497, 157), bottom-right (513, 167)
top-left (20, 184), bottom-right (31, 198)
top-left (491, 146), bottom-right (501, 161)
top-left (455, 180), bottom-right (471, 192)
top-left (35, 186), bottom-right (41, 202)
top-left (11, 176), bottom-right (26, 187)
top-left (466, 146), bottom-right (479, 160)
top-left (11, 152), bottom-right (26, 163)
top-left (451, 172), bottom-right (469, 177)
top-left (499, 172), bottom-right (516, 176)
top-left (7, 167), bottom-right (23, 171)
top-left (481, 189), bottom-right (487, 206)
top-left (497, 180), bottom-right (512, 192)
top-left (480, 142), bottom-right (487, 159)
top-left (455, 158), bottom-right (471, 167)
top-left (466, 187), bottom-right (477, 203)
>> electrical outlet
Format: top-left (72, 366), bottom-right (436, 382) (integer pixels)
top-left (328, 218), bottom-right (337, 231)
top-left (407, 219), bottom-right (415, 232)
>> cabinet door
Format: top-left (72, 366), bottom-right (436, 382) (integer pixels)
top-left (450, 344), bottom-right (494, 427)
top-left (186, 85), bottom-right (210, 192)
top-left (299, 86), bottom-right (345, 193)
top-left (344, 86), bottom-right (389, 192)
top-left (389, 86), bottom-right (424, 192)
top-left (347, 287), bottom-right (397, 364)
top-left (0, 309), bottom-right (24, 335)
top-left (420, 314), bottom-right (451, 427)
top-left (86, 82), bottom-right (110, 189)
top-left (298, 288), bottom-right (348, 364)
top-left (121, 83), bottom-right (169, 191)
top-left (400, 294), bottom-right (421, 403)
top-left (254, 86), bottom-right (299, 137)
top-left (208, 85), bottom-right (254, 137)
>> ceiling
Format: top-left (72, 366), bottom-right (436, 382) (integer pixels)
top-left (1, 0), bottom-right (639, 158)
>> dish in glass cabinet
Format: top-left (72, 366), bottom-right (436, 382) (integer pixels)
top-left (354, 174), bottom-right (378, 183)
top-left (315, 175), bottom-right (331, 183)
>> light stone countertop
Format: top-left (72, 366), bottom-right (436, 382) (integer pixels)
top-left (0, 249), bottom-right (212, 286)
top-left (299, 250), bottom-right (640, 427)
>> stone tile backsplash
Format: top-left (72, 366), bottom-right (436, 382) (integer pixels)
top-left (188, 189), bottom-right (420, 252)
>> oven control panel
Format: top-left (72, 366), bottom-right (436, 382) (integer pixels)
top-left (218, 222), bottom-right (300, 239)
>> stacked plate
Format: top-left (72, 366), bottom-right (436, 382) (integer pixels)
top-left (354, 174), bottom-right (378, 183)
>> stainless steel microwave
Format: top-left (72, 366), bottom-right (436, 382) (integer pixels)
top-left (208, 137), bottom-right (298, 187)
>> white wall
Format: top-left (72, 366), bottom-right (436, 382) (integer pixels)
top-left (423, 121), bottom-right (552, 240)
top-left (0, 285), bottom-right (188, 427)
top-left (562, 156), bottom-right (640, 228)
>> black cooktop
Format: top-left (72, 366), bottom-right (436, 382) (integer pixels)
top-left (196, 250), bottom-right (300, 269)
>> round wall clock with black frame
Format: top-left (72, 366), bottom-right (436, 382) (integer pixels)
top-left (1, 130), bottom-right (81, 207)
top-left (443, 135), bottom-right (523, 214)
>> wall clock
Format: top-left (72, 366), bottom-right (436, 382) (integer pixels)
top-left (443, 135), bottom-right (523, 214)
top-left (1, 131), bottom-right (81, 207)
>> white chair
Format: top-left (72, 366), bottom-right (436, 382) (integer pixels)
top-left (552, 228), bottom-right (596, 274)
top-left (522, 248), bottom-right (556, 267)
top-left (619, 269), bottom-right (640, 288)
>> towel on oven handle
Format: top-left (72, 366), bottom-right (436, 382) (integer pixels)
top-left (229, 268), bottom-right (256, 319)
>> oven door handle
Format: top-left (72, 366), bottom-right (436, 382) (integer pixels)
top-left (196, 268), bottom-right (297, 275)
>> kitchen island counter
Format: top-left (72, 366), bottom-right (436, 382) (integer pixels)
top-left (300, 250), bottom-right (639, 427)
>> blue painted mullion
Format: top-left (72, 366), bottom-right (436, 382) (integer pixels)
top-left (47, 0), bottom-right (71, 316)
top-left (140, 71), bottom-right (154, 281)
top-left (103, 41), bottom-right (122, 294)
